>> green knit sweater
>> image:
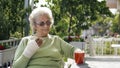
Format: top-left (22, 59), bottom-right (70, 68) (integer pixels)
top-left (12, 35), bottom-right (77, 68)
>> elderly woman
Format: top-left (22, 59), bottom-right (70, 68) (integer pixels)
top-left (12, 7), bottom-right (83, 68)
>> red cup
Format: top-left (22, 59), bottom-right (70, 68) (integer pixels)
top-left (75, 52), bottom-right (85, 64)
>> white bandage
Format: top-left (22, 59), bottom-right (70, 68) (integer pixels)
top-left (23, 40), bottom-right (39, 58)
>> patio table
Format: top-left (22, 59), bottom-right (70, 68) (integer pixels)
top-left (64, 58), bottom-right (89, 68)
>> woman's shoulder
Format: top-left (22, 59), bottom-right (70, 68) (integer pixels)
top-left (22, 35), bottom-right (61, 40)
top-left (49, 35), bottom-right (64, 41)
top-left (21, 35), bottom-right (34, 40)
top-left (49, 34), bottom-right (60, 39)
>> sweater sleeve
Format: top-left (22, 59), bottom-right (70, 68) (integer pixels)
top-left (12, 37), bottom-right (30, 68)
top-left (56, 36), bottom-right (77, 59)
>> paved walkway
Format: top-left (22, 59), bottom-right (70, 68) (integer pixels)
top-left (65, 56), bottom-right (120, 68)
top-left (86, 60), bottom-right (120, 68)
top-left (85, 56), bottom-right (120, 68)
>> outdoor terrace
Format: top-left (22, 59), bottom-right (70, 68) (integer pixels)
top-left (68, 37), bottom-right (120, 68)
top-left (65, 55), bottom-right (120, 68)
top-left (0, 37), bottom-right (120, 68)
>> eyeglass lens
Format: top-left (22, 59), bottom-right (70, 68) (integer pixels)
top-left (36, 21), bottom-right (51, 26)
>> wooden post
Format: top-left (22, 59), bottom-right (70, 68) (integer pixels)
top-left (106, 0), bottom-right (117, 8)
top-left (117, 0), bottom-right (120, 11)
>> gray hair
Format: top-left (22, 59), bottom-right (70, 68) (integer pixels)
top-left (29, 7), bottom-right (54, 33)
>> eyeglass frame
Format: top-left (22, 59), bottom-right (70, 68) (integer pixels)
top-left (34, 20), bottom-right (51, 26)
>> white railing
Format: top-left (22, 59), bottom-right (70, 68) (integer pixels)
top-left (0, 38), bottom-right (21, 47)
top-left (88, 37), bottom-right (120, 56)
top-left (0, 39), bottom-right (21, 67)
top-left (70, 37), bottom-right (120, 56)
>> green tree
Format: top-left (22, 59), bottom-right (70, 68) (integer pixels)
top-left (35, 0), bottom-right (112, 38)
top-left (0, 0), bottom-right (31, 40)
top-left (111, 13), bottom-right (120, 34)
top-left (92, 15), bottom-right (113, 36)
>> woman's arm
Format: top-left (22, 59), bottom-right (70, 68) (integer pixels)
top-left (57, 36), bottom-right (77, 58)
top-left (12, 38), bottom-right (30, 68)
top-left (57, 36), bottom-right (85, 64)
top-left (12, 37), bottom-right (42, 68)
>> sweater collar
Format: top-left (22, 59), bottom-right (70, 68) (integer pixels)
top-left (31, 34), bottom-right (52, 40)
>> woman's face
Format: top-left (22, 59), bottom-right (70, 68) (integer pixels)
top-left (35, 15), bottom-right (51, 37)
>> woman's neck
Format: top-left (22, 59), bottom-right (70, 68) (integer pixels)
top-left (35, 33), bottom-right (48, 38)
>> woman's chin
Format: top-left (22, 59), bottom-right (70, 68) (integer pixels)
top-left (42, 32), bottom-right (49, 36)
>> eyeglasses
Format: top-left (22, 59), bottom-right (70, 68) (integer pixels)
top-left (35, 21), bottom-right (51, 26)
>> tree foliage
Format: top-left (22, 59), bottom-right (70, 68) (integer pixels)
top-left (32, 0), bottom-right (113, 37)
top-left (42, 0), bottom-right (113, 37)
top-left (0, 0), bottom-right (30, 40)
top-left (111, 14), bottom-right (120, 34)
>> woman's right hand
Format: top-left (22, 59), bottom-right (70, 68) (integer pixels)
top-left (23, 39), bottom-right (40, 58)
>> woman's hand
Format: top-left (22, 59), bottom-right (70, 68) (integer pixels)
top-left (23, 39), bottom-right (41, 58)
